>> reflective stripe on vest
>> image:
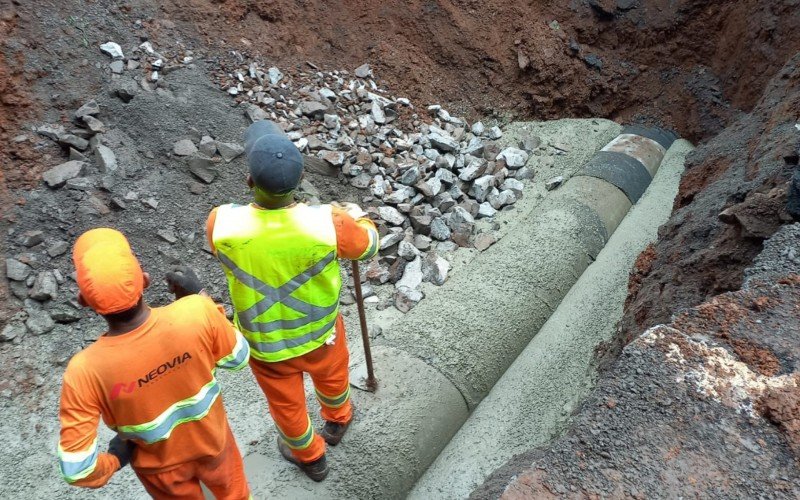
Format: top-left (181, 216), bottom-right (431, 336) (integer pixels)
top-left (213, 203), bottom-right (341, 362)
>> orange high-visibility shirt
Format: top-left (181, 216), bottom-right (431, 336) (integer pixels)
top-left (57, 295), bottom-right (250, 488)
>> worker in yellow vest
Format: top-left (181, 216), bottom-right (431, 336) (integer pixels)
top-left (206, 121), bottom-right (379, 481)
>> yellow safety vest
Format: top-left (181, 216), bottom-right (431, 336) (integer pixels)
top-left (212, 203), bottom-right (341, 362)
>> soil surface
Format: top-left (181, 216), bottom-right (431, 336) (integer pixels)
top-left (474, 274), bottom-right (800, 499)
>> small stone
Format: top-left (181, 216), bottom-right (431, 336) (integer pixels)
top-left (0, 323), bottom-right (25, 342)
top-left (489, 189), bottom-right (517, 210)
top-left (365, 261), bottom-right (391, 284)
top-left (399, 166), bottom-right (420, 186)
top-left (422, 252), bottom-right (450, 285)
top-left (469, 175), bottom-right (496, 202)
top-left (142, 197), bottom-right (159, 209)
top-left (51, 309), bottom-right (82, 324)
top-left (448, 206), bottom-right (475, 232)
top-left (515, 166), bottom-right (535, 180)
top-left (435, 168), bottom-right (457, 186)
top-left (413, 234), bottom-right (432, 251)
top-left (100, 41), bottom-right (124, 59)
top-left (95, 145), bottom-right (118, 173)
top-left (59, 134), bottom-right (89, 150)
top-left (351, 173), bottom-right (372, 189)
top-left (395, 286), bottom-right (423, 313)
top-left (459, 157), bottom-right (488, 182)
top-left (217, 142), bottom-right (244, 162)
top-left (520, 135), bottom-right (542, 152)
top-left (378, 206), bottom-right (405, 226)
top-left (428, 132), bottom-right (459, 153)
top-left (488, 126), bottom-right (503, 140)
top-left (109, 60), bottom-right (124, 74)
top-left (199, 136), bottom-right (217, 156)
top-left (6, 258), bottom-right (31, 281)
top-left (380, 230), bottom-right (404, 250)
top-left (500, 178), bottom-right (525, 195)
top-left (473, 232), bottom-right (497, 251)
top-left (545, 175), bottom-right (565, 191)
top-left (299, 100), bottom-right (329, 119)
top-left (82, 115), bottom-right (106, 133)
top-left (321, 150), bottom-right (346, 166)
top-left (397, 257), bottom-right (423, 290)
top-left (69, 148), bottom-right (87, 161)
top-left (21, 230), bottom-right (45, 247)
top-left (410, 215), bottom-right (432, 235)
top-left (74, 100), bottom-right (100, 119)
top-left (497, 147), bottom-right (529, 169)
top-left (158, 229), bottom-right (178, 244)
top-left (430, 217), bottom-right (451, 241)
top-left (173, 139), bottom-right (198, 156)
top-left (267, 67), bottom-right (284, 85)
top-left (245, 103), bottom-right (268, 122)
top-left (478, 202), bottom-right (498, 218)
top-left (30, 271), bottom-right (58, 301)
top-left (188, 157), bottom-right (217, 184)
top-left (323, 114), bottom-right (340, 130)
top-left (471, 122), bottom-right (485, 136)
top-left (398, 241), bottom-right (419, 261)
top-left (47, 241), bottom-right (69, 258)
top-left (354, 63), bottom-right (372, 78)
top-left (371, 101), bottom-right (386, 124)
top-left (26, 312), bottom-right (55, 335)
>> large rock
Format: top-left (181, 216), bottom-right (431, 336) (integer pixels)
top-left (395, 286), bottom-right (423, 313)
top-left (173, 139), bottom-right (198, 156)
top-left (396, 256), bottom-right (423, 290)
top-left (299, 101), bottom-right (329, 119)
top-left (188, 157), bottom-right (217, 184)
top-left (217, 142), bottom-right (244, 162)
top-left (469, 175), bottom-right (497, 202)
top-left (30, 271), bottom-right (58, 301)
top-left (95, 145), bottom-right (118, 173)
top-left (43, 161), bottom-right (86, 188)
top-left (428, 132), bottom-right (459, 153)
top-left (422, 252), bottom-right (450, 285)
top-left (26, 312), bottom-right (55, 335)
top-left (6, 258), bottom-right (31, 281)
top-left (378, 206), bottom-right (405, 226)
top-left (497, 147), bottom-right (529, 169)
top-left (245, 104), bottom-right (268, 122)
top-left (430, 217), bottom-right (452, 241)
top-left (459, 157), bottom-right (488, 182)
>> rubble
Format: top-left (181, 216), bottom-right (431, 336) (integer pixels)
top-left (74, 100), bottom-right (100, 119)
top-left (545, 175), bottom-right (565, 191)
top-left (0, 323), bottom-right (25, 342)
top-left (217, 142), bottom-right (244, 162)
top-left (5, 259), bottom-right (31, 281)
top-left (26, 312), bottom-right (55, 335)
top-left (99, 41), bottom-right (124, 60)
top-left (95, 145), bottom-right (118, 173)
top-left (29, 272), bottom-right (58, 301)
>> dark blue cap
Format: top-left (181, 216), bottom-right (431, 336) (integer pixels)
top-left (244, 120), bottom-right (304, 194)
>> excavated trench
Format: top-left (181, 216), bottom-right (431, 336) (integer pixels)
top-left (2, 1), bottom-right (799, 498)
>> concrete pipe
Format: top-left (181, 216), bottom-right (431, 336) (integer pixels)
top-left (410, 139), bottom-right (694, 499)
top-left (377, 126), bottom-right (677, 408)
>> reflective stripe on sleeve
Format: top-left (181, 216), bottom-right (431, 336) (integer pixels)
top-left (358, 224), bottom-right (379, 260)
top-left (58, 438), bottom-right (99, 483)
top-left (217, 330), bottom-right (250, 370)
top-left (113, 378), bottom-right (220, 444)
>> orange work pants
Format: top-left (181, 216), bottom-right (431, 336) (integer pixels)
top-left (135, 425), bottom-right (250, 500)
top-left (249, 315), bottom-right (353, 464)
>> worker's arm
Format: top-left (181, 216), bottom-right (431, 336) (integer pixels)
top-left (202, 296), bottom-right (251, 370)
top-left (332, 205), bottom-right (379, 261)
top-left (58, 371), bottom-right (127, 488)
top-left (206, 207), bottom-right (219, 255)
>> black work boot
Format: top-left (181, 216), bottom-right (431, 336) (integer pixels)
top-left (319, 420), bottom-right (351, 446)
top-left (277, 437), bottom-right (329, 482)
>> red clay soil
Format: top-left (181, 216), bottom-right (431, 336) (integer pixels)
top-left (156, 0), bottom-right (800, 143)
top-left (759, 385), bottom-right (800, 457)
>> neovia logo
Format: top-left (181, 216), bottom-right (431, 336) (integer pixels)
top-left (109, 352), bottom-right (193, 400)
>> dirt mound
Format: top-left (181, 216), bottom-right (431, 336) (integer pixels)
top-left (155, 0), bottom-right (800, 142)
top-left (474, 277), bottom-right (800, 499)
top-left (620, 53), bottom-right (800, 342)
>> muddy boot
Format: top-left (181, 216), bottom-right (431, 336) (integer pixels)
top-left (277, 437), bottom-right (329, 482)
top-left (319, 420), bottom-right (351, 446)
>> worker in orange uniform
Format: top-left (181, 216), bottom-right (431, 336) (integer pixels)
top-left (57, 228), bottom-right (252, 499)
top-left (206, 120), bottom-right (379, 481)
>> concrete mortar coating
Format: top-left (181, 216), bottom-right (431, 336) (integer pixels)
top-left (410, 139), bottom-right (694, 499)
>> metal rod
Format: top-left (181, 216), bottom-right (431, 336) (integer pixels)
top-left (351, 260), bottom-right (377, 391)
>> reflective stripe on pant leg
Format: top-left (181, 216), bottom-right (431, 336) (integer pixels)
top-left (315, 386), bottom-right (351, 409)
top-left (276, 415), bottom-right (315, 450)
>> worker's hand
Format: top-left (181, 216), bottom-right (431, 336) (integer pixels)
top-left (108, 435), bottom-right (135, 470)
top-left (165, 265), bottom-right (204, 299)
top-left (334, 201), bottom-right (367, 219)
